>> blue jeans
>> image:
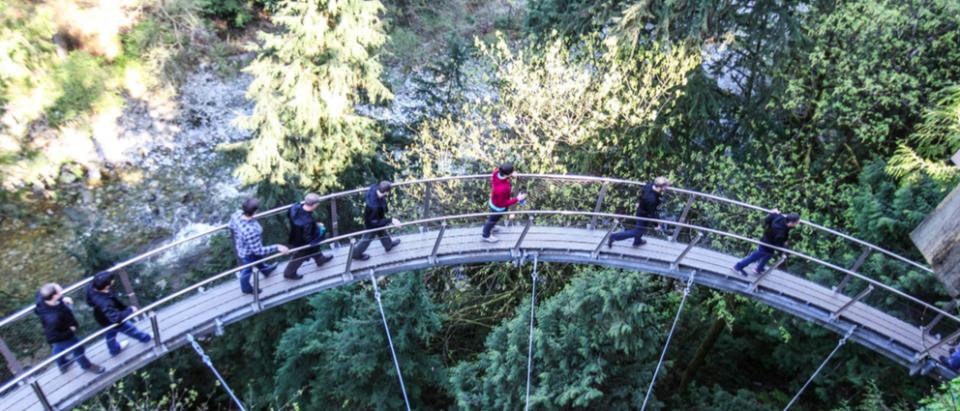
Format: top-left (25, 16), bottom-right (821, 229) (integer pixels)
top-left (51, 336), bottom-right (92, 370)
top-left (482, 208), bottom-right (506, 238)
top-left (239, 254), bottom-right (276, 293)
top-left (610, 221), bottom-right (652, 245)
top-left (106, 321), bottom-right (151, 355)
top-left (735, 248), bottom-right (774, 273)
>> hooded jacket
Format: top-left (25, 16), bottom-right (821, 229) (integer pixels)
top-left (86, 285), bottom-right (133, 327)
top-left (288, 202), bottom-right (323, 247)
top-left (34, 293), bottom-right (79, 344)
top-left (760, 213), bottom-right (792, 250)
top-left (363, 184), bottom-right (391, 229)
top-left (489, 169), bottom-right (519, 210)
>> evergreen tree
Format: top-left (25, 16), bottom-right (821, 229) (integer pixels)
top-left (235, 0), bottom-right (392, 191)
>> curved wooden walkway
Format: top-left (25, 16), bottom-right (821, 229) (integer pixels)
top-left (1, 224), bottom-right (954, 410)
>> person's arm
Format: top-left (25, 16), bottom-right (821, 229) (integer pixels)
top-left (104, 301), bottom-right (130, 324)
top-left (365, 204), bottom-right (391, 228)
top-left (241, 224), bottom-right (279, 255)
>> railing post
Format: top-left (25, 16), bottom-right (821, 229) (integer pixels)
top-left (149, 311), bottom-right (163, 350)
top-left (588, 182), bottom-right (609, 230)
top-left (116, 268), bottom-right (140, 308)
top-left (923, 301), bottom-right (958, 336)
top-left (420, 183), bottom-right (433, 233)
top-left (429, 223), bottom-right (447, 264)
top-left (669, 194), bottom-right (697, 242)
top-left (830, 285), bottom-right (874, 321)
top-left (592, 219), bottom-right (619, 259)
top-left (916, 329), bottom-right (960, 361)
top-left (671, 231), bottom-right (704, 270)
top-left (31, 380), bottom-right (54, 411)
top-left (0, 336), bottom-right (23, 375)
top-left (330, 199), bottom-right (339, 237)
top-left (342, 239), bottom-right (356, 282)
top-left (252, 268), bottom-right (262, 312)
top-left (749, 254), bottom-right (788, 292)
top-left (833, 248), bottom-right (872, 295)
top-left (513, 216), bottom-right (534, 256)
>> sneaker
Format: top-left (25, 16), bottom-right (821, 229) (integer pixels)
top-left (607, 236), bottom-right (614, 249)
top-left (317, 255), bottom-right (334, 266)
top-left (140, 333), bottom-right (153, 343)
top-left (732, 267), bottom-right (749, 277)
top-left (285, 274), bottom-right (304, 280)
top-left (385, 239), bottom-right (401, 252)
top-left (260, 263), bottom-right (278, 277)
top-left (111, 340), bottom-right (130, 356)
top-left (754, 269), bottom-right (764, 276)
top-left (492, 227), bottom-right (501, 233)
top-left (353, 253), bottom-right (370, 261)
top-left (482, 236), bottom-right (499, 243)
top-left (84, 364), bottom-right (106, 374)
top-left (58, 363), bottom-right (73, 374)
top-left (242, 288), bottom-right (262, 295)
top-left (632, 239), bottom-right (647, 247)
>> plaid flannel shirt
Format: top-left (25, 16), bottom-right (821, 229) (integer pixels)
top-left (229, 211), bottom-right (278, 258)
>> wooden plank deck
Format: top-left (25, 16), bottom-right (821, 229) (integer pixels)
top-left (1, 225), bottom-right (950, 410)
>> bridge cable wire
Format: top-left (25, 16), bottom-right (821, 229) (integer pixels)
top-left (186, 334), bottom-right (247, 411)
top-left (524, 254), bottom-right (539, 411)
top-left (641, 271), bottom-right (697, 411)
top-left (782, 326), bottom-right (857, 411)
top-left (370, 272), bottom-right (412, 411)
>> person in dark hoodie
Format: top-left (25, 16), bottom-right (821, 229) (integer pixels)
top-left (608, 176), bottom-right (669, 248)
top-left (733, 209), bottom-right (801, 277)
top-left (352, 181), bottom-right (402, 260)
top-left (35, 283), bottom-right (105, 374)
top-left (283, 193), bottom-right (334, 279)
top-left (86, 272), bottom-right (152, 356)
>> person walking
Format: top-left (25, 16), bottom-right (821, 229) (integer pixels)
top-left (481, 163), bottom-right (526, 243)
top-left (35, 283), bottom-right (105, 374)
top-left (229, 198), bottom-right (289, 294)
top-left (284, 193), bottom-right (334, 279)
top-left (352, 181), bottom-right (402, 261)
top-left (608, 176), bottom-right (669, 247)
top-left (733, 209), bottom-right (800, 277)
top-left (86, 272), bottom-right (152, 356)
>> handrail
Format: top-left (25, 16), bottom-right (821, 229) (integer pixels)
top-left (1, 209), bottom-right (953, 396)
top-left (0, 175), bottom-right (932, 333)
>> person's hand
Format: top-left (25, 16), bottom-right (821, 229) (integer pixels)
top-left (70, 326), bottom-right (77, 331)
top-left (392, 218), bottom-right (402, 228)
top-left (130, 306), bottom-right (138, 312)
top-left (517, 192), bottom-right (527, 201)
top-left (278, 245), bottom-right (290, 254)
top-left (62, 297), bottom-right (73, 305)
top-left (771, 208), bottom-right (781, 214)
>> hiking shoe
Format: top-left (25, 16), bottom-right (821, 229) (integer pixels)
top-left (285, 274), bottom-right (304, 280)
top-left (385, 239), bottom-right (401, 252)
top-left (318, 255), bottom-right (334, 266)
top-left (482, 236), bottom-right (499, 243)
top-left (58, 363), bottom-right (73, 374)
top-left (242, 288), bottom-right (262, 295)
top-left (732, 267), bottom-right (749, 277)
top-left (260, 263), bottom-right (278, 277)
top-left (353, 253), bottom-right (371, 261)
top-left (85, 364), bottom-right (106, 375)
top-left (607, 236), bottom-right (614, 249)
top-left (632, 239), bottom-right (647, 247)
top-left (111, 340), bottom-right (130, 356)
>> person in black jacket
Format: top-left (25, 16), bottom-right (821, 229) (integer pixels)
top-left (86, 272), bottom-right (152, 356)
top-left (35, 283), bottom-right (105, 374)
top-left (733, 210), bottom-right (801, 277)
top-left (352, 181), bottom-right (402, 260)
top-left (608, 176), bottom-right (669, 247)
top-left (283, 193), bottom-right (335, 279)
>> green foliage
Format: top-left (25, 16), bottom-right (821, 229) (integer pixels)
top-left (273, 273), bottom-right (448, 410)
top-left (234, 0), bottom-right (392, 192)
top-left (917, 378), bottom-right (960, 411)
top-left (451, 268), bottom-right (673, 410)
top-left (683, 384), bottom-right (770, 411)
top-left (47, 52), bottom-right (115, 127)
top-left (198, 0), bottom-right (256, 28)
top-left (78, 369), bottom-right (212, 411)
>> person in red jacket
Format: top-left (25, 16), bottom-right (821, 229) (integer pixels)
top-left (482, 162), bottom-right (526, 242)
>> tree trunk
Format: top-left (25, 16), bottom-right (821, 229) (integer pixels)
top-left (679, 296), bottom-right (733, 389)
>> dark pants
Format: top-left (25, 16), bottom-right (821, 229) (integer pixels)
top-left (239, 254), bottom-right (276, 293)
top-left (735, 247), bottom-right (774, 273)
top-left (51, 336), bottom-right (92, 370)
top-left (482, 209), bottom-right (507, 238)
top-left (944, 350), bottom-right (960, 370)
top-left (106, 321), bottom-right (151, 355)
top-left (284, 245), bottom-right (328, 277)
top-left (353, 231), bottom-right (394, 257)
top-left (610, 220), bottom-right (652, 245)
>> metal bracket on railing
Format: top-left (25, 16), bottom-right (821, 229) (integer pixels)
top-left (31, 380), bottom-right (54, 411)
top-left (923, 301), bottom-right (958, 337)
top-left (252, 269), bottom-right (262, 313)
top-left (592, 219), bottom-right (619, 259)
top-left (588, 182), bottom-right (609, 230)
top-left (0, 336), bottom-right (23, 375)
top-left (342, 238), bottom-right (356, 282)
top-left (117, 269), bottom-right (141, 308)
top-left (214, 317), bottom-right (225, 337)
top-left (833, 248), bottom-right (872, 295)
top-left (916, 329), bottom-right (960, 362)
top-left (669, 194), bottom-right (697, 242)
top-left (512, 216), bottom-right (534, 257)
top-left (830, 285), bottom-right (874, 321)
top-left (749, 254), bottom-right (788, 292)
top-left (671, 231), bottom-right (704, 270)
top-left (420, 182), bottom-right (433, 233)
top-left (330, 199), bottom-right (339, 237)
top-left (429, 223), bottom-right (447, 264)
top-left (149, 311), bottom-right (164, 352)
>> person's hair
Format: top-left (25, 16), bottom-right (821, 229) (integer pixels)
top-left (92, 272), bottom-right (115, 291)
top-left (303, 193), bottom-right (321, 206)
top-left (499, 162), bottom-right (514, 176)
top-left (378, 181), bottom-right (393, 193)
top-left (39, 283), bottom-right (61, 301)
top-left (653, 176), bottom-right (670, 188)
top-left (785, 213), bottom-right (801, 223)
top-left (242, 198), bottom-right (260, 217)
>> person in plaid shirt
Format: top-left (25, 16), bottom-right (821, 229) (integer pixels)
top-left (229, 198), bottom-right (289, 294)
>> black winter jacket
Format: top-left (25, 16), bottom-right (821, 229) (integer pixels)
top-left (34, 293), bottom-right (79, 344)
top-left (634, 183), bottom-right (663, 218)
top-left (362, 184), bottom-right (390, 229)
top-left (86, 286), bottom-right (132, 327)
top-left (288, 202), bottom-right (322, 247)
top-left (760, 213), bottom-right (792, 250)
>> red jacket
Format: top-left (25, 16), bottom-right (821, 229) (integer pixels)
top-left (489, 169), bottom-right (518, 209)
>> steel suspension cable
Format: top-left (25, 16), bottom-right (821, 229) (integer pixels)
top-left (783, 327), bottom-right (856, 411)
top-left (186, 334), bottom-right (246, 411)
top-left (525, 254), bottom-right (539, 411)
top-left (370, 273), bottom-right (412, 411)
top-left (641, 272), bottom-right (696, 411)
